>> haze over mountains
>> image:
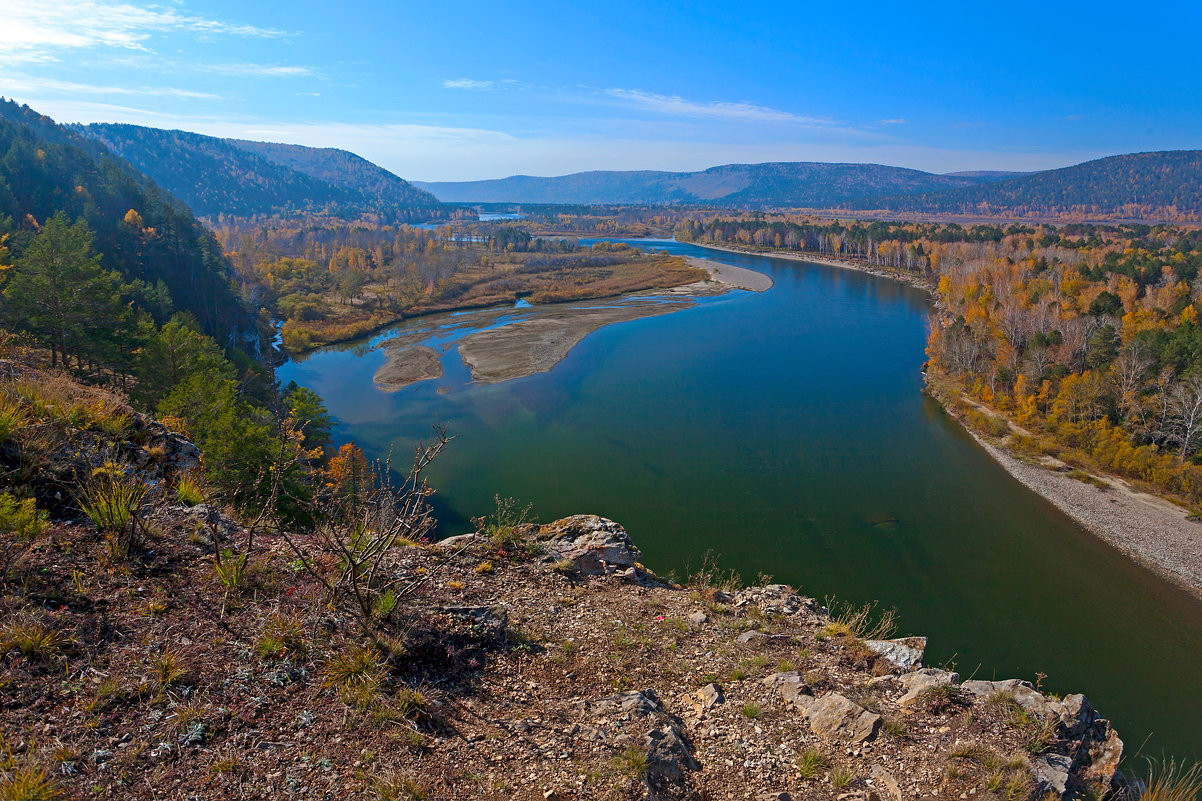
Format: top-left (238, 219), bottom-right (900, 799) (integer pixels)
top-left (417, 153), bottom-right (1202, 221)
top-left (414, 163), bottom-right (1019, 206)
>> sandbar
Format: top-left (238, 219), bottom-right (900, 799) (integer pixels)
top-left (373, 345), bottom-right (443, 391)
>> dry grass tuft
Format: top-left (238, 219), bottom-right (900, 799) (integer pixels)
top-left (0, 619), bottom-right (62, 661)
top-left (322, 645), bottom-right (385, 703)
top-left (1140, 758), bottom-right (1202, 801)
top-left (0, 766), bottom-right (63, 800)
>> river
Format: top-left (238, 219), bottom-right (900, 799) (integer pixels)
top-left (278, 238), bottom-right (1202, 763)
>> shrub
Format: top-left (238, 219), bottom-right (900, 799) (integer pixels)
top-left (831, 766), bottom-right (855, 790)
top-left (255, 613), bottom-right (308, 660)
top-left (0, 492), bottom-right (46, 583)
top-left (686, 549), bottom-right (743, 593)
top-left (611, 745), bottom-right (649, 782)
top-left (213, 550), bottom-right (248, 603)
top-left (375, 774), bottom-right (431, 801)
top-left (0, 396), bottom-right (26, 444)
top-left (77, 464), bottom-right (147, 558)
top-left (322, 645), bottom-right (385, 702)
top-left (881, 715), bottom-right (908, 739)
top-left (476, 494), bottom-right (536, 552)
top-left (150, 646), bottom-right (189, 689)
top-left (822, 599), bottom-right (898, 641)
top-left (921, 683), bottom-right (970, 714)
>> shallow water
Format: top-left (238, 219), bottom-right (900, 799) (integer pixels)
top-left (280, 239), bottom-right (1202, 762)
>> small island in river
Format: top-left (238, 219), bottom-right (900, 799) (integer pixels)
top-left (371, 255), bottom-right (770, 389)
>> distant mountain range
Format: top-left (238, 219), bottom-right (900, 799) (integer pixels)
top-left (417, 152), bottom-right (1202, 220)
top-left (76, 123), bottom-right (448, 222)
top-left (849, 151), bottom-right (1202, 219)
top-left (414, 163), bottom-right (1022, 206)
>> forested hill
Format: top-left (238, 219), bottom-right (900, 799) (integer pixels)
top-left (0, 100), bottom-right (253, 347)
top-left (851, 150), bottom-right (1202, 221)
top-left (77, 123), bottom-right (448, 223)
top-left (415, 162), bottom-right (1000, 206)
top-left (228, 139), bottom-right (439, 208)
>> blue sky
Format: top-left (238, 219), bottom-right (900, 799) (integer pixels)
top-left (2, 0), bottom-right (1198, 181)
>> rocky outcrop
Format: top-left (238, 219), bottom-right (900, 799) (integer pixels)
top-left (534, 514), bottom-right (642, 575)
top-left (585, 689), bottom-right (699, 796)
top-left (732, 584), bottom-right (821, 617)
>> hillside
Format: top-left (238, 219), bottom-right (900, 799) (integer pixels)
top-left (0, 363), bottom-right (1129, 801)
top-left (77, 123), bottom-right (449, 223)
top-left (228, 139), bottom-right (439, 209)
top-left (416, 162), bottom-right (992, 206)
top-left (855, 150), bottom-right (1202, 220)
top-left (0, 101), bottom-right (254, 347)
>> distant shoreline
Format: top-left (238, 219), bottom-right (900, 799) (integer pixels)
top-left (691, 241), bottom-right (935, 293)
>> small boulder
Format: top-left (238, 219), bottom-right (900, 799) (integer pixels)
top-left (435, 533), bottom-right (479, 549)
top-left (897, 668), bottom-right (960, 705)
top-left (806, 693), bottom-right (880, 743)
top-left (645, 723), bottom-right (699, 784)
top-left (960, 678), bottom-right (1056, 718)
top-left (762, 671), bottom-right (808, 704)
top-left (687, 611), bottom-right (708, 625)
top-left (1031, 753), bottom-right (1073, 796)
top-left (1079, 721), bottom-right (1124, 787)
top-left (682, 683), bottom-right (724, 718)
top-left (592, 689), bottom-right (661, 716)
top-left (1056, 693), bottom-right (1096, 738)
top-left (868, 765), bottom-right (902, 801)
top-left (732, 584), bottom-right (819, 617)
top-left (863, 636), bottom-right (926, 671)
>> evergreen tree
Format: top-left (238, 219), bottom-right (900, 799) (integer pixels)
top-left (4, 212), bottom-right (128, 369)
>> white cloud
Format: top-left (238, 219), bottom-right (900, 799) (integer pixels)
top-left (443, 79), bottom-right (496, 90)
top-left (0, 0), bottom-right (286, 65)
top-left (604, 88), bottom-right (834, 125)
top-left (206, 64), bottom-right (313, 78)
top-left (0, 74), bottom-right (220, 99)
top-left (879, 118), bottom-right (907, 125)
